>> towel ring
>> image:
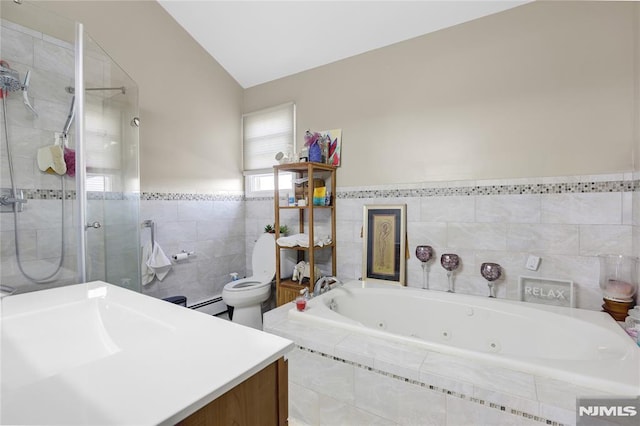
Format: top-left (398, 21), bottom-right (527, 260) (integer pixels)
top-left (142, 219), bottom-right (155, 247)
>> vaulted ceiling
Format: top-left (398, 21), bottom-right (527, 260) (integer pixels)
top-left (158, 1), bottom-right (529, 88)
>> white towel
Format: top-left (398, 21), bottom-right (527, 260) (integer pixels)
top-left (141, 241), bottom-right (172, 285)
top-left (141, 241), bottom-right (154, 285)
top-left (277, 233), bottom-right (332, 248)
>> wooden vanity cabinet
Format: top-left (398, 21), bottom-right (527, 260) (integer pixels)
top-left (177, 357), bottom-right (288, 426)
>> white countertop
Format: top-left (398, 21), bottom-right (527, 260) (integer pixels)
top-left (1, 281), bottom-right (294, 425)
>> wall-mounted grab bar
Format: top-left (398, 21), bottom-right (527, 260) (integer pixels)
top-left (142, 219), bottom-right (155, 247)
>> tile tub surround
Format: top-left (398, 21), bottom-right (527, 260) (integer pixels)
top-left (246, 172), bottom-right (637, 312)
top-left (264, 303), bottom-right (622, 426)
top-left (333, 174), bottom-right (639, 312)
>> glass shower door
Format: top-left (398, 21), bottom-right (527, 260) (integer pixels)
top-left (82, 31), bottom-right (140, 291)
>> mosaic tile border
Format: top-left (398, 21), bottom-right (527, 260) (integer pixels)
top-left (20, 189), bottom-right (139, 201)
top-left (248, 179), bottom-right (640, 202)
top-left (141, 192), bottom-right (244, 201)
top-left (296, 344), bottom-right (567, 426)
top-left (14, 179), bottom-right (640, 202)
top-left (22, 189), bottom-right (76, 200)
top-left (337, 179), bottom-right (639, 199)
top-left (16, 190), bottom-right (241, 201)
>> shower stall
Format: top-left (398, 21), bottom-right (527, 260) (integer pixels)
top-left (0, 0), bottom-right (140, 294)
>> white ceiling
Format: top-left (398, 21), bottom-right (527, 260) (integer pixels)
top-left (158, 1), bottom-right (529, 88)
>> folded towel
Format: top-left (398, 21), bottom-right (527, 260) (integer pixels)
top-left (277, 233), bottom-right (332, 248)
top-left (141, 242), bottom-right (154, 286)
top-left (141, 241), bottom-right (172, 285)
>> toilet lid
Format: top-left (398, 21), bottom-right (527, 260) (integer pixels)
top-left (252, 233), bottom-right (276, 281)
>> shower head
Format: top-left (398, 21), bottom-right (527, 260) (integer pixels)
top-left (1, 65), bottom-right (22, 92)
top-left (1, 62), bottom-right (37, 116)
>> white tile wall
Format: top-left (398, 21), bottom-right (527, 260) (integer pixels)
top-left (322, 175), bottom-right (636, 311)
top-left (139, 199), bottom-right (246, 304)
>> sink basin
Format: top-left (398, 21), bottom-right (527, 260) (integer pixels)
top-left (2, 285), bottom-right (173, 390)
top-left (1, 281), bottom-right (293, 425)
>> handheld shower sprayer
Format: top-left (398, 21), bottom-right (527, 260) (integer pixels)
top-left (22, 70), bottom-right (38, 117)
top-left (62, 95), bottom-right (75, 139)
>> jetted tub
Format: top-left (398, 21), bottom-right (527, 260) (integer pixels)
top-left (288, 280), bottom-right (640, 395)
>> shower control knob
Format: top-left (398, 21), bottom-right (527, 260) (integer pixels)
top-left (86, 221), bottom-right (102, 229)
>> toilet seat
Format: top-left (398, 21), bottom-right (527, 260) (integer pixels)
top-left (224, 278), bottom-right (271, 292)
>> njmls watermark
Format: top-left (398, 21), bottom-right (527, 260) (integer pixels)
top-left (577, 397), bottom-right (640, 426)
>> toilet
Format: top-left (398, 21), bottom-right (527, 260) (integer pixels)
top-left (222, 233), bottom-right (276, 329)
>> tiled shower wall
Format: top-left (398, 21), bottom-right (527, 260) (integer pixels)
top-left (1, 19), bottom-right (98, 291)
top-left (248, 172), bottom-right (637, 312)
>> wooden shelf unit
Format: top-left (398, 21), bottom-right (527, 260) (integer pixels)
top-left (274, 162), bottom-right (337, 306)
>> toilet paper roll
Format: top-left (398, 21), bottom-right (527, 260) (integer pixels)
top-left (172, 253), bottom-right (188, 262)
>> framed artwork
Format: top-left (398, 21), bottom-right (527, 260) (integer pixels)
top-left (320, 128), bottom-right (342, 166)
top-left (362, 204), bottom-right (406, 286)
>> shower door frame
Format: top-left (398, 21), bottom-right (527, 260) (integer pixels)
top-left (75, 22), bottom-right (87, 283)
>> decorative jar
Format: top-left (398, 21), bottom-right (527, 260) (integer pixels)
top-left (598, 254), bottom-right (638, 302)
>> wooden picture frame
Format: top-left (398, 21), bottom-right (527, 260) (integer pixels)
top-left (362, 204), bottom-right (406, 286)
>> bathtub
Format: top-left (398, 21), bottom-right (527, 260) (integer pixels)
top-left (288, 280), bottom-right (640, 396)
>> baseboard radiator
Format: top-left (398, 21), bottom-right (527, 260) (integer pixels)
top-left (189, 296), bottom-right (227, 316)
